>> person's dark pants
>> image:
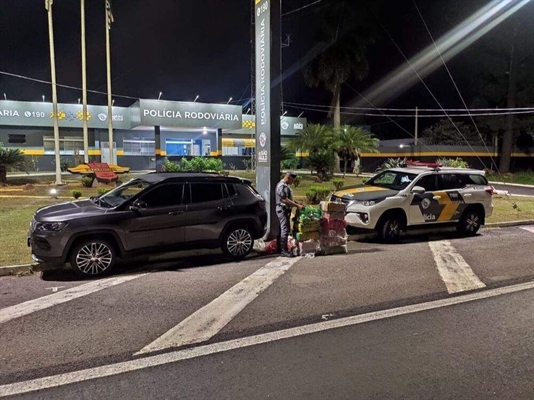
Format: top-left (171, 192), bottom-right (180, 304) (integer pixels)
top-left (276, 206), bottom-right (291, 254)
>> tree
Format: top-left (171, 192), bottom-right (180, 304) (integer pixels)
top-left (334, 125), bottom-right (379, 176)
top-left (288, 123), bottom-right (333, 155)
top-left (421, 119), bottom-right (489, 146)
top-left (469, 7), bottom-right (534, 173)
top-left (302, 0), bottom-right (373, 172)
top-left (0, 143), bottom-right (27, 185)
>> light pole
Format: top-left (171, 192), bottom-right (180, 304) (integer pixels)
top-left (194, 95), bottom-right (199, 102)
top-left (45, 0), bottom-right (62, 185)
top-left (81, 0), bottom-right (89, 163)
top-left (158, 91), bottom-right (162, 100)
top-left (105, 0), bottom-right (114, 165)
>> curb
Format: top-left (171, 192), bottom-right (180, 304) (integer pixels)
top-left (489, 181), bottom-right (534, 189)
top-left (0, 264), bottom-right (36, 277)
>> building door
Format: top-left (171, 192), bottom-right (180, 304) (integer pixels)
top-left (101, 141), bottom-right (117, 165)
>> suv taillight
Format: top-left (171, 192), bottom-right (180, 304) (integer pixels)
top-left (486, 187), bottom-right (494, 196)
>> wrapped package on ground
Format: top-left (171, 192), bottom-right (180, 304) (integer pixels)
top-left (299, 207), bottom-right (322, 223)
top-left (295, 231), bottom-right (321, 242)
top-left (322, 245), bottom-right (348, 255)
top-left (298, 239), bottom-right (320, 255)
top-left (323, 228), bottom-right (347, 238)
top-left (295, 220), bottom-right (321, 233)
top-left (322, 211), bottom-right (346, 221)
top-left (321, 236), bottom-right (348, 248)
top-left (320, 201), bottom-right (346, 213)
top-left (320, 218), bottom-right (347, 233)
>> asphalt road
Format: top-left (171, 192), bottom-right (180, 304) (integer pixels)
top-left (2, 225), bottom-right (534, 398)
top-left (491, 182), bottom-right (534, 197)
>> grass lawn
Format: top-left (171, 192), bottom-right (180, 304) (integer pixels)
top-left (487, 171), bottom-right (534, 185)
top-left (1, 171), bottom-right (533, 267)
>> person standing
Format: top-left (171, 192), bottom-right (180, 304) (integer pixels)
top-left (276, 172), bottom-right (304, 257)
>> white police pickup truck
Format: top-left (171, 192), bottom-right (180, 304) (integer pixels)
top-left (331, 161), bottom-right (494, 241)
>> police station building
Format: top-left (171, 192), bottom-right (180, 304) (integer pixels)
top-left (0, 99), bottom-right (306, 171)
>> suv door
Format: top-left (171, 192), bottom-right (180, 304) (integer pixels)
top-left (433, 173), bottom-right (468, 223)
top-left (122, 182), bottom-right (187, 250)
top-left (185, 182), bottom-right (234, 242)
top-left (409, 173), bottom-right (440, 225)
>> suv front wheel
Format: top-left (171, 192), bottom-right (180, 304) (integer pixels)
top-left (378, 214), bottom-right (403, 243)
top-left (221, 226), bottom-right (254, 260)
top-left (70, 238), bottom-right (116, 278)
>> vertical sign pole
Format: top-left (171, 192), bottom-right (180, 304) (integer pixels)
top-left (255, 0), bottom-right (281, 240)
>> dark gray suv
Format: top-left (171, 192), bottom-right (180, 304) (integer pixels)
top-left (28, 173), bottom-right (267, 277)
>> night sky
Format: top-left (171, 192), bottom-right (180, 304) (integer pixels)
top-left (1, 0), bottom-right (532, 137)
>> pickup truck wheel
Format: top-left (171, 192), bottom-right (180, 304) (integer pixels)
top-left (378, 216), bottom-right (402, 243)
top-left (70, 239), bottom-right (116, 277)
top-left (457, 209), bottom-right (482, 236)
top-left (222, 227), bottom-right (253, 260)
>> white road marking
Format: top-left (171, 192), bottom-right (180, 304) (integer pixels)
top-left (0, 274), bottom-right (145, 325)
top-left (520, 226), bottom-right (534, 234)
top-left (429, 240), bottom-right (486, 294)
top-left (136, 256), bottom-right (301, 355)
top-left (2, 280), bottom-right (534, 398)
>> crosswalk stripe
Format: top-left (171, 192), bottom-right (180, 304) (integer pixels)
top-left (0, 274), bottom-right (145, 325)
top-left (520, 226), bottom-right (534, 234)
top-left (429, 240), bottom-right (486, 294)
top-left (135, 256), bottom-right (301, 355)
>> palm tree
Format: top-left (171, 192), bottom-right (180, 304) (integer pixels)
top-left (335, 125), bottom-right (379, 177)
top-left (288, 123), bottom-right (333, 155)
top-left (0, 143), bottom-right (27, 185)
top-left (303, 1), bottom-right (373, 130)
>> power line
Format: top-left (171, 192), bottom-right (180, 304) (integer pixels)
top-left (282, 0), bottom-right (322, 17)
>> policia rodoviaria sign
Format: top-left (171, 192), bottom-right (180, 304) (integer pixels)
top-left (255, 0), bottom-right (281, 240)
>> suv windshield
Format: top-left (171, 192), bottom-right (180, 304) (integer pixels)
top-left (97, 178), bottom-right (152, 208)
top-left (366, 170), bottom-right (418, 190)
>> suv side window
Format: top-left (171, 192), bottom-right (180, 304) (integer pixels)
top-left (140, 183), bottom-right (184, 208)
top-left (415, 174), bottom-right (438, 192)
top-left (225, 184), bottom-right (237, 197)
top-left (190, 183), bottom-right (225, 203)
top-left (467, 174), bottom-right (489, 185)
top-left (439, 174), bottom-right (462, 190)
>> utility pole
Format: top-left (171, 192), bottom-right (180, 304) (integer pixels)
top-left (81, 0), bottom-right (89, 163)
top-left (45, 0), bottom-right (62, 185)
top-left (414, 106), bottom-right (419, 147)
top-left (105, 0), bottom-right (114, 165)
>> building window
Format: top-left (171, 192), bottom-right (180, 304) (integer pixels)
top-left (123, 139), bottom-right (155, 156)
top-left (44, 136), bottom-right (84, 155)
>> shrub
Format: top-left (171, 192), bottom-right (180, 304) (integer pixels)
top-left (305, 185), bottom-right (331, 205)
top-left (81, 176), bottom-right (93, 187)
top-left (71, 190), bottom-right (82, 199)
top-left (437, 157), bottom-right (469, 168)
top-left (307, 152), bottom-right (335, 181)
top-left (377, 157), bottom-right (407, 171)
top-left (281, 156), bottom-right (299, 171)
top-left (98, 187), bottom-right (110, 196)
top-left (164, 157), bottom-right (223, 173)
top-left (332, 179), bottom-right (344, 190)
top-left (242, 158), bottom-right (254, 172)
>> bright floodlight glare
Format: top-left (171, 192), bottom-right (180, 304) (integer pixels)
top-left (194, 95), bottom-right (199, 102)
top-left (49, 188), bottom-right (58, 198)
top-left (3, 93), bottom-right (6, 100)
top-left (227, 97), bottom-right (233, 104)
top-left (42, 95), bottom-right (45, 102)
top-left (352, 0), bottom-right (531, 107)
top-left (78, 98), bottom-right (81, 104)
top-left (158, 91), bottom-right (162, 100)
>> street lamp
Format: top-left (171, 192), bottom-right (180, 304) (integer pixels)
top-left (281, 111), bottom-right (288, 118)
top-left (227, 97), bottom-right (233, 104)
top-left (246, 108), bottom-right (251, 114)
top-left (42, 95), bottom-right (45, 102)
top-left (158, 91), bottom-right (162, 100)
top-left (3, 93), bottom-right (6, 101)
top-left (194, 95), bottom-right (199, 102)
top-left (78, 98), bottom-right (81, 104)
top-left (298, 112), bottom-right (304, 118)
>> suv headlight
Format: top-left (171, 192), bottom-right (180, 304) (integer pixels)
top-left (354, 199), bottom-right (379, 206)
top-left (36, 222), bottom-right (68, 232)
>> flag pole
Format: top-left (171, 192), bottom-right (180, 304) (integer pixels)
top-left (105, 0), bottom-right (114, 165)
top-left (81, 0), bottom-right (89, 163)
top-left (46, 0), bottom-right (62, 185)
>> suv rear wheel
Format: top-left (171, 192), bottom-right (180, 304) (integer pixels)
top-left (222, 226), bottom-right (253, 260)
top-left (70, 238), bottom-right (116, 277)
top-left (457, 208), bottom-right (482, 236)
